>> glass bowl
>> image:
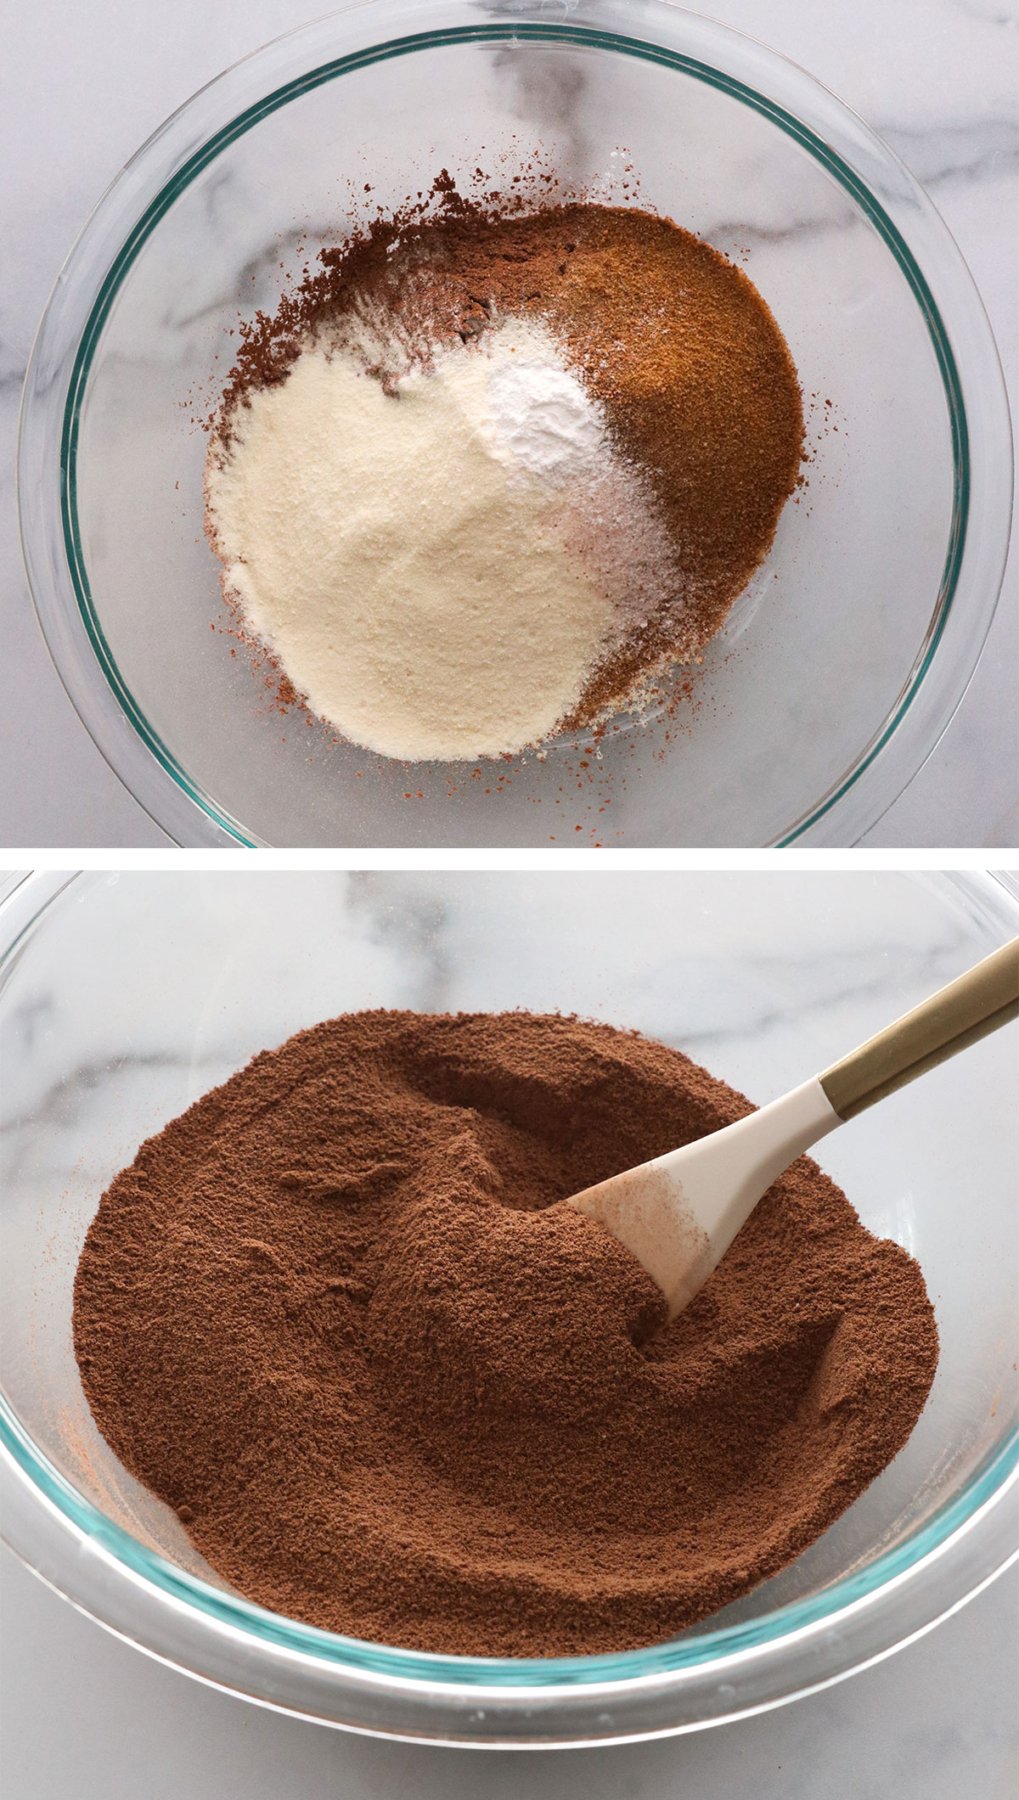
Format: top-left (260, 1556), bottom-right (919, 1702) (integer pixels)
top-left (17, 0), bottom-right (1012, 848)
top-left (1, 867), bottom-right (1016, 1746)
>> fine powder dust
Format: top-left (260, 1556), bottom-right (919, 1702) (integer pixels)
top-left (206, 320), bottom-right (674, 760)
top-left (73, 1012), bottom-right (939, 1658)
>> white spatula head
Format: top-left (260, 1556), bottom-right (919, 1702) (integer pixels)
top-left (569, 1079), bottom-right (839, 1318)
top-left (568, 939), bottom-right (1018, 1320)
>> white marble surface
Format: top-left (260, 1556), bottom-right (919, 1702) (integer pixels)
top-left (2, 1548), bottom-right (1016, 1800)
top-left (1, 0), bottom-right (1016, 847)
top-left (1, 869), bottom-right (1017, 1790)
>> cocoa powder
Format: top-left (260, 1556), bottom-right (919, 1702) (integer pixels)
top-left (73, 1012), bottom-right (937, 1657)
top-left (213, 189), bottom-right (803, 730)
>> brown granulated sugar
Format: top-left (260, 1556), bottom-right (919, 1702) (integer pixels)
top-left (73, 1011), bottom-right (938, 1658)
top-left (213, 183), bottom-right (804, 730)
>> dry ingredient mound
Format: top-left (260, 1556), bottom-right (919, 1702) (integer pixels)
top-left (206, 319), bottom-right (672, 760)
top-left (73, 1011), bottom-right (938, 1659)
top-left (205, 191), bottom-right (804, 759)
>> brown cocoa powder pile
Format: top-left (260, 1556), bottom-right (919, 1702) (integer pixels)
top-left (212, 189), bottom-right (803, 730)
top-left (73, 1012), bottom-right (937, 1658)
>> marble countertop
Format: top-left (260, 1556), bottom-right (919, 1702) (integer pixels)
top-left (2, 1548), bottom-right (1015, 1800)
top-left (1, 0), bottom-right (1016, 847)
top-left (1, 866), bottom-right (1017, 1794)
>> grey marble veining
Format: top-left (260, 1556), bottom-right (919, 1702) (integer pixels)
top-left (0, 0), bottom-right (1016, 847)
top-left (2, 867), bottom-right (1007, 1172)
top-left (879, 115), bottom-right (1019, 188)
top-left (1, 867), bottom-right (1017, 1790)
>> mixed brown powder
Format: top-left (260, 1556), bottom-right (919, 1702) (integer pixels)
top-left (73, 1011), bottom-right (937, 1657)
top-left (212, 191), bottom-right (804, 732)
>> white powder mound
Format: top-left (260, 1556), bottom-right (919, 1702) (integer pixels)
top-left (206, 318), bottom-right (679, 761)
top-left (472, 320), bottom-right (606, 480)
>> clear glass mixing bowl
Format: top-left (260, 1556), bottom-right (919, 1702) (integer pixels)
top-left (17, 0), bottom-right (1012, 847)
top-left (1, 868), bottom-right (1016, 1746)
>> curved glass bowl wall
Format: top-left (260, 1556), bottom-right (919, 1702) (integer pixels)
top-left (1, 869), bottom-right (1017, 1743)
top-left (17, 1), bottom-right (1012, 845)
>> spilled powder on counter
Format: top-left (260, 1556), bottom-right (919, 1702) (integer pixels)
top-left (73, 1011), bottom-right (938, 1658)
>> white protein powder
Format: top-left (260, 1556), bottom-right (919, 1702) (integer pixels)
top-left (206, 317), bottom-right (676, 761)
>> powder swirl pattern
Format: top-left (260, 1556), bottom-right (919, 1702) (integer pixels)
top-left (73, 1011), bottom-right (937, 1659)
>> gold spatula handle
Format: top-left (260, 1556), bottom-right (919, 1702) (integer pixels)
top-left (819, 938), bottom-right (1019, 1121)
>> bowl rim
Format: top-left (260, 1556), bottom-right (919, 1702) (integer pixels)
top-left (3, 1396), bottom-right (1016, 1694)
top-left (16, 0), bottom-right (1014, 849)
top-left (1, 865), bottom-right (1018, 1744)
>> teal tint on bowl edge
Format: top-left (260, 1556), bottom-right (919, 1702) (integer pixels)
top-left (1, 866), bottom-right (1017, 1740)
top-left (1, 1388), bottom-right (1015, 1685)
top-left (59, 24), bottom-right (969, 849)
